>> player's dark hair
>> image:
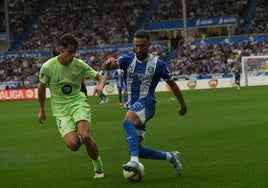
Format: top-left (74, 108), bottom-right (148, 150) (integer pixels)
top-left (134, 30), bottom-right (150, 41)
top-left (58, 33), bottom-right (78, 48)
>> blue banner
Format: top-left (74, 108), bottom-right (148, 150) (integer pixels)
top-left (1, 51), bottom-right (50, 60)
top-left (147, 16), bottom-right (238, 30)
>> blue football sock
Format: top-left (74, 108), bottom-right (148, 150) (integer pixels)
top-left (139, 146), bottom-right (167, 160)
top-left (123, 120), bottom-right (139, 157)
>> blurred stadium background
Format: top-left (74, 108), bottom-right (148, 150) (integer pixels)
top-left (0, 0), bottom-right (267, 91)
top-left (1, 1), bottom-right (268, 187)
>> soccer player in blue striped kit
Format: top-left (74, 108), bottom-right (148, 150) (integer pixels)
top-left (103, 30), bottom-right (187, 176)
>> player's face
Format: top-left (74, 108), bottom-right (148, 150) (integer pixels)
top-left (59, 45), bottom-right (77, 65)
top-left (134, 37), bottom-right (150, 61)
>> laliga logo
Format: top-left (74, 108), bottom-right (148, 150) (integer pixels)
top-left (187, 80), bottom-right (197, 89)
top-left (105, 85), bottom-right (115, 94)
top-left (208, 79), bottom-right (218, 88)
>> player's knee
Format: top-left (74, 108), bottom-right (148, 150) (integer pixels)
top-left (67, 141), bottom-right (81, 151)
top-left (80, 134), bottom-right (93, 144)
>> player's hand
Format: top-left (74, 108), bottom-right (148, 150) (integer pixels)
top-left (38, 111), bottom-right (46, 124)
top-left (104, 57), bottom-right (117, 70)
top-left (93, 85), bottom-right (103, 96)
top-left (178, 104), bottom-right (187, 116)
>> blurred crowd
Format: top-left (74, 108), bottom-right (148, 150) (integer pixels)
top-left (16, 0), bottom-right (149, 51)
top-left (0, 0), bottom-right (268, 89)
top-left (247, 0), bottom-right (268, 34)
top-left (1, 39), bottom-right (267, 89)
top-left (0, 0), bottom-right (44, 38)
top-left (2, 0), bottom-right (267, 51)
top-left (169, 39), bottom-right (268, 77)
top-left (0, 55), bottom-right (45, 89)
top-left (151, 0), bottom-right (246, 21)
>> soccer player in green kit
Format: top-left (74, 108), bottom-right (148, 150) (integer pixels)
top-left (38, 33), bottom-right (105, 179)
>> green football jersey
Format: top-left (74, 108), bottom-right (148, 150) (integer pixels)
top-left (39, 56), bottom-right (97, 116)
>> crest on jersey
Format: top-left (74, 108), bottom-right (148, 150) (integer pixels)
top-left (62, 84), bottom-right (72, 95)
top-left (147, 66), bottom-right (154, 73)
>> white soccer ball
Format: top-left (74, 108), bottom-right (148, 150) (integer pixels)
top-left (123, 162), bottom-right (145, 182)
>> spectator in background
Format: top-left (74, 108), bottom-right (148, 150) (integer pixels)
top-left (94, 65), bottom-right (109, 104)
top-left (233, 62), bottom-right (242, 89)
top-left (113, 68), bottom-right (127, 108)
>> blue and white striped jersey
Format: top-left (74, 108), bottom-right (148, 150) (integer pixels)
top-left (117, 53), bottom-right (172, 105)
top-left (112, 69), bottom-right (124, 88)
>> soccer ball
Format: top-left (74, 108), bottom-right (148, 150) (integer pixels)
top-left (123, 162), bottom-right (145, 182)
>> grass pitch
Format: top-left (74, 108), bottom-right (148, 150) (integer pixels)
top-left (0, 86), bottom-right (267, 188)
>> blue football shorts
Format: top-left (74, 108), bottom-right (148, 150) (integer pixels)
top-left (128, 98), bottom-right (156, 138)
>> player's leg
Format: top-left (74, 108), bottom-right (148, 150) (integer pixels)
top-left (122, 85), bottom-right (128, 108)
top-left (122, 99), bottom-right (155, 174)
top-left (63, 132), bottom-right (82, 151)
top-left (118, 86), bottom-right (124, 108)
top-left (56, 116), bottom-right (82, 151)
top-left (138, 145), bottom-right (182, 176)
top-left (77, 120), bottom-right (99, 159)
top-left (99, 94), bottom-right (104, 104)
top-left (74, 104), bottom-right (104, 178)
top-left (104, 93), bottom-right (109, 103)
top-left (132, 105), bottom-right (182, 176)
top-left (118, 86), bottom-right (122, 102)
top-left (237, 76), bottom-right (241, 88)
top-left (77, 120), bottom-right (104, 178)
top-left (122, 112), bottom-right (140, 174)
top-left (235, 76), bottom-right (241, 89)
top-left (77, 121), bottom-right (104, 178)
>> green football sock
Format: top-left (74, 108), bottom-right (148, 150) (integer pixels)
top-left (92, 156), bottom-right (103, 172)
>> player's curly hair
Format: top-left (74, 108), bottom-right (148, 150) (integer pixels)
top-left (58, 33), bottom-right (78, 48)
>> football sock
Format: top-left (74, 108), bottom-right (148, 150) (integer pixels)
top-left (166, 152), bottom-right (172, 161)
top-left (92, 156), bottom-right (103, 172)
top-left (123, 120), bottom-right (139, 158)
top-left (130, 156), bottom-right (139, 163)
top-left (139, 146), bottom-right (167, 160)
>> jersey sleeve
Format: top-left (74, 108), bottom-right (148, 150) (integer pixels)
top-left (82, 62), bottom-right (98, 79)
top-left (117, 53), bottom-right (134, 70)
top-left (158, 60), bottom-right (173, 81)
top-left (39, 61), bottom-right (50, 85)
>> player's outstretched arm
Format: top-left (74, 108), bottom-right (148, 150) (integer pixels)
top-left (166, 80), bottom-right (187, 116)
top-left (103, 57), bottom-right (119, 71)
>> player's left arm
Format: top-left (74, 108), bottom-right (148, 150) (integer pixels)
top-left (158, 59), bottom-right (187, 116)
top-left (166, 79), bottom-right (187, 116)
top-left (93, 72), bottom-right (106, 96)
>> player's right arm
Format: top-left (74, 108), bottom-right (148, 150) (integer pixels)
top-left (38, 82), bottom-right (46, 124)
top-left (103, 57), bottom-right (119, 70)
top-left (93, 72), bottom-right (106, 96)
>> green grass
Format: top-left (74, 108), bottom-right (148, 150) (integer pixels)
top-left (0, 86), bottom-right (268, 188)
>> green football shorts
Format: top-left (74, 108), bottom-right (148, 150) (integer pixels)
top-left (56, 105), bottom-right (91, 137)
